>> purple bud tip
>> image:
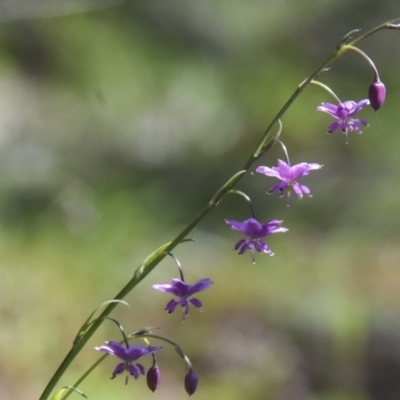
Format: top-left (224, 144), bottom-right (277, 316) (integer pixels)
top-left (146, 365), bottom-right (161, 393)
top-left (184, 369), bottom-right (198, 396)
top-left (368, 80), bottom-right (386, 111)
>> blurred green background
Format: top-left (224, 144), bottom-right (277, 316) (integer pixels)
top-left (1, 1), bottom-right (400, 400)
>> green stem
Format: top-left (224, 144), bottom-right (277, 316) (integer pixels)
top-left (345, 45), bottom-right (379, 78)
top-left (39, 18), bottom-right (399, 400)
top-left (310, 80), bottom-right (342, 103)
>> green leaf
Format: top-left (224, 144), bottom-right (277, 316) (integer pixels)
top-left (50, 386), bottom-right (87, 400)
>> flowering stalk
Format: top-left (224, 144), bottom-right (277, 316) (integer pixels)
top-left (39, 17), bottom-right (400, 400)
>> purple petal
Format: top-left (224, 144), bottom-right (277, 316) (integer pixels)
top-left (165, 298), bottom-right (179, 314)
top-left (153, 283), bottom-right (174, 293)
top-left (256, 239), bottom-right (272, 254)
top-left (306, 163), bottom-right (323, 170)
top-left (186, 278), bottom-right (213, 296)
top-left (352, 118), bottom-right (368, 126)
top-left (112, 362), bottom-right (126, 379)
top-left (256, 165), bottom-right (282, 179)
top-left (346, 121), bottom-right (361, 132)
top-left (234, 238), bottom-right (247, 250)
top-left (125, 345), bottom-right (159, 361)
top-left (337, 101), bottom-right (355, 118)
top-left (95, 341), bottom-right (128, 360)
top-left (292, 184), bottom-right (303, 198)
top-left (135, 363), bottom-right (146, 375)
top-left (168, 279), bottom-right (189, 296)
top-left (129, 364), bottom-right (140, 379)
top-left (189, 298), bottom-right (204, 310)
top-left (289, 163), bottom-right (312, 180)
top-left (328, 120), bottom-right (340, 133)
top-left (259, 220), bottom-right (284, 235)
top-left (299, 184), bottom-right (311, 196)
top-left (225, 218), bottom-right (262, 236)
top-left (316, 102), bottom-right (338, 115)
top-left (153, 279), bottom-right (187, 297)
top-left (239, 240), bottom-right (255, 254)
top-left (275, 159), bottom-right (293, 179)
top-left (225, 219), bottom-right (247, 232)
top-left (268, 181), bottom-right (288, 194)
top-left (239, 218), bottom-right (265, 237)
top-left (272, 227), bottom-right (289, 234)
top-left (350, 99), bottom-right (370, 114)
top-left (179, 297), bottom-right (189, 308)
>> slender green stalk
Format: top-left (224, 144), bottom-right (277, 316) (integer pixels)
top-left (39, 19), bottom-right (399, 400)
top-left (346, 45), bottom-right (379, 77)
top-left (310, 80), bottom-right (342, 103)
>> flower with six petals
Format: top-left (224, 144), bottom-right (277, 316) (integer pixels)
top-left (95, 341), bottom-right (162, 382)
top-left (317, 99), bottom-right (370, 143)
top-left (256, 159), bottom-right (323, 204)
top-left (153, 278), bottom-right (213, 321)
top-left (225, 218), bottom-right (288, 262)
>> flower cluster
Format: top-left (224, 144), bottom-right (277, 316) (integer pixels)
top-left (95, 340), bottom-right (198, 396)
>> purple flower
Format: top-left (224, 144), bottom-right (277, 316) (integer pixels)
top-left (256, 159), bottom-right (323, 204)
top-left (316, 99), bottom-right (370, 143)
top-left (369, 80), bottom-right (386, 111)
top-left (153, 278), bottom-right (213, 321)
top-left (95, 341), bottom-right (161, 382)
top-left (225, 218), bottom-right (288, 261)
top-left (184, 369), bottom-right (198, 396)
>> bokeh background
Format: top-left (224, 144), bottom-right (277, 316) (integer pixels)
top-left (2, 1), bottom-right (400, 400)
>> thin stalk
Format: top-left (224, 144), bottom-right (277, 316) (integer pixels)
top-left (39, 19), bottom-right (399, 400)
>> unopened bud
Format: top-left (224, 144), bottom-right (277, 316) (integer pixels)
top-left (184, 369), bottom-right (198, 396)
top-left (146, 364), bottom-right (161, 392)
top-left (368, 79), bottom-right (386, 111)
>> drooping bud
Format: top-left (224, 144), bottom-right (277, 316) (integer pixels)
top-left (184, 369), bottom-right (198, 396)
top-left (368, 79), bottom-right (386, 111)
top-left (146, 363), bottom-right (161, 392)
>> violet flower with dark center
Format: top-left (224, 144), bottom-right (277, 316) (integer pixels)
top-left (317, 99), bottom-right (370, 143)
top-left (95, 341), bottom-right (162, 383)
top-left (256, 159), bottom-right (323, 205)
top-left (225, 218), bottom-right (288, 262)
top-left (153, 278), bottom-right (212, 321)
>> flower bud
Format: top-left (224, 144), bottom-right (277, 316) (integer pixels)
top-left (184, 369), bottom-right (198, 396)
top-left (146, 363), bottom-right (161, 392)
top-left (368, 79), bottom-right (386, 111)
